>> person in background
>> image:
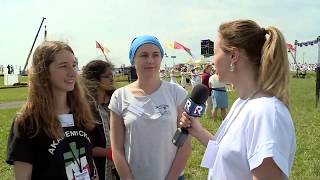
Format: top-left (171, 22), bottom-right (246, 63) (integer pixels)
top-left (6, 41), bottom-right (97, 180)
top-left (0, 64), bottom-right (3, 74)
top-left (109, 35), bottom-right (191, 180)
top-left (179, 19), bottom-right (296, 180)
top-left (82, 60), bottom-right (119, 180)
top-left (7, 64), bottom-right (11, 74)
top-left (208, 68), bottom-right (228, 121)
top-left (11, 65), bottom-right (14, 74)
top-left (170, 68), bottom-right (178, 84)
top-left (160, 68), bottom-right (166, 80)
top-left (201, 64), bottom-right (213, 117)
top-left (190, 68), bottom-right (200, 88)
top-left (180, 66), bottom-right (188, 89)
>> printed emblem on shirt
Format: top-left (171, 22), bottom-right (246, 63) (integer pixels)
top-left (48, 130), bottom-right (91, 155)
top-left (155, 104), bottom-right (169, 116)
top-left (63, 142), bottom-right (90, 179)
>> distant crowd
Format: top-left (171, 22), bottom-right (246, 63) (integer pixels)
top-left (289, 62), bottom-right (319, 72)
top-left (0, 64), bottom-right (22, 75)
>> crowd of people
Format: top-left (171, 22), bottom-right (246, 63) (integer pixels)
top-left (6, 19), bottom-right (296, 180)
top-left (0, 64), bottom-right (20, 75)
top-left (290, 62), bottom-right (319, 72)
top-left (160, 63), bottom-right (229, 121)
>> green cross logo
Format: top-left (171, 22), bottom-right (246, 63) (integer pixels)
top-left (63, 142), bottom-right (86, 167)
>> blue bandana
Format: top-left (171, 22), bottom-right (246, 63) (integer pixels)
top-left (129, 35), bottom-right (164, 65)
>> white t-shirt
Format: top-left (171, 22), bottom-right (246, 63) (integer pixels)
top-left (208, 74), bottom-right (226, 88)
top-left (109, 80), bottom-right (187, 180)
top-left (207, 96), bottom-right (296, 180)
top-left (170, 70), bottom-right (177, 84)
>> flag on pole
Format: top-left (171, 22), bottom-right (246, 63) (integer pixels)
top-left (164, 42), bottom-right (175, 49)
top-left (286, 43), bottom-right (296, 53)
top-left (96, 41), bottom-right (110, 53)
top-left (96, 41), bottom-right (110, 61)
top-left (174, 41), bottom-right (194, 58)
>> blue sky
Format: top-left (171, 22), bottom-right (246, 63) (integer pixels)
top-left (1, 0), bottom-right (319, 68)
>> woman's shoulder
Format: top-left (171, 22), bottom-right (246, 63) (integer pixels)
top-left (246, 96), bottom-right (291, 121)
top-left (112, 85), bottom-right (129, 96)
top-left (163, 80), bottom-right (187, 96)
top-left (162, 80), bottom-right (183, 89)
top-left (13, 115), bottom-right (41, 138)
top-left (249, 96), bottom-right (283, 108)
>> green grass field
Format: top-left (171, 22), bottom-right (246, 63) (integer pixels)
top-left (0, 108), bottom-right (17, 179)
top-left (0, 74), bottom-right (319, 179)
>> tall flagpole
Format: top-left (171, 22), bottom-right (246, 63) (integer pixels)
top-left (316, 36), bottom-right (320, 107)
top-left (318, 36), bottom-right (320, 66)
top-left (103, 52), bottom-right (108, 62)
top-left (96, 41), bottom-right (109, 62)
top-left (22, 17), bottom-right (46, 74)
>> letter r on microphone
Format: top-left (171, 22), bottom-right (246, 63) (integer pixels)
top-left (184, 99), bottom-right (192, 112)
top-left (194, 105), bottom-right (203, 116)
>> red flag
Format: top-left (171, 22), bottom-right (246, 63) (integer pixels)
top-left (96, 41), bottom-right (105, 53)
top-left (286, 43), bottom-right (296, 52)
top-left (174, 41), bottom-right (194, 57)
top-left (174, 41), bottom-right (190, 51)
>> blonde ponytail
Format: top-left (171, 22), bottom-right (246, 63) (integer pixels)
top-left (258, 27), bottom-right (290, 108)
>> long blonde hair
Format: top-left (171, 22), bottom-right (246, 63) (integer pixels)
top-left (14, 41), bottom-right (95, 139)
top-left (219, 20), bottom-right (290, 108)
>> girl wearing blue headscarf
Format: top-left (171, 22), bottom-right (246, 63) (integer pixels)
top-left (109, 35), bottom-right (191, 180)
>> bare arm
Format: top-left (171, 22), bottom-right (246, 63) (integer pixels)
top-left (13, 161), bottom-right (32, 180)
top-left (110, 111), bottom-right (134, 180)
top-left (92, 147), bottom-right (107, 157)
top-left (192, 126), bottom-right (214, 146)
top-left (252, 157), bottom-right (286, 180)
top-left (166, 104), bottom-right (192, 180)
top-left (180, 112), bottom-right (214, 146)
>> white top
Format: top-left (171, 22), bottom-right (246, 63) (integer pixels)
top-left (170, 70), bottom-right (177, 84)
top-left (180, 71), bottom-right (188, 87)
top-left (207, 96), bottom-right (296, 180)
top-left (191, 71), bottom-right (201, 88)
top-left (208, 74), bottom-right (226, 88)
top-left (109, 80), bottom-right (187, 180)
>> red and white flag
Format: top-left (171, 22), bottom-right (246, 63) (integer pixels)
top-left (174, 41), bottom-right (194, 58)
top-left (286, 43), bottom-right (296, 53)
top-left (96, 41), bottom-right (110, 53)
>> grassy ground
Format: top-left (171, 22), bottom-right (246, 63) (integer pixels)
top-left (0, 87), bottom-right (28, 102)
top-left (0, 108), bottom-right (17, 179)
top-left (0, 74), bottom-right (319, 179)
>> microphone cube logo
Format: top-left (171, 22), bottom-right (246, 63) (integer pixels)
top-left (193, 105), bottom-right (203, 116)
top-left (184, 99), bottom-right (192, 112)
top-left (184, 98), bottom-right (205, 117)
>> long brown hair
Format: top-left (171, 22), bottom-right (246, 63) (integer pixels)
top-left (82, 60), bottom-right (114, 102)
top-left (14, 41), bottom-right (95, 139)
top-left (82, 60), bottom-right (115, 125)
top-left (219, 20), bottom-right (290, 108)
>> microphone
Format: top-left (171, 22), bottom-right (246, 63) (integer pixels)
top-left (172, 84), bottom-right (209, 147)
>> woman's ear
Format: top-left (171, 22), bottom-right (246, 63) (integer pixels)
top-left (230, 48), bottom-right (240, 64)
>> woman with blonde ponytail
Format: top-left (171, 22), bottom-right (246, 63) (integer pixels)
top-left (179, 20), bottom-right (296, 180)
top-left (6, 41), bottom-right (97, 180)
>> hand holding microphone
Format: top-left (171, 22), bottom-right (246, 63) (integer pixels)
top-left (172, 84), bottom-right (209, 147)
